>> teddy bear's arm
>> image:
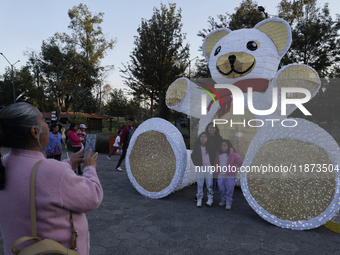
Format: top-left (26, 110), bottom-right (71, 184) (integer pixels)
top-left (264, 63), bottom-right (320, 116)
top-left (166, 77), bottom-right (208, 119)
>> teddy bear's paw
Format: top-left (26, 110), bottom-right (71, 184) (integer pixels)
top-left (276, 64), bottom-right (320, 96)
top-left (265, 64), bottom-right (320, 116)
top-left (166, 78), bottom-right (189, 108)
top-left (166, 77), bottom-right (206, 118)
top-left (241, 118), bottom-right (340, 230)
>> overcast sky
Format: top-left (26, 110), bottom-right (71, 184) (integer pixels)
top-left (0, 0), bottom-right (338, 91)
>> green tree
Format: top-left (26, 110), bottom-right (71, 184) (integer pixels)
top-left (57, 4), bottom-right (116, 92)
top-left (0, 67), bottom-right (33, 108)
top-left (104, 88), bottom-right (128, 126)
top-left (19, 4), bottom-right (116, 112)
top-left (121, 3), bottom-right (190, 119)
top-left (280, 2), bottom-right (340, 76)
top-left (125, 95), bottom-right (150, 122)
top-left (277, 0), bottom-right (317, 26)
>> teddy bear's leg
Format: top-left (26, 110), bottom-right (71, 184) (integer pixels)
top-left (241, 118), bottom-right (340, 230)
top-left (125, 118), bottom-right (196, 199)
top-left (264, 64), bottom-right (321, 116)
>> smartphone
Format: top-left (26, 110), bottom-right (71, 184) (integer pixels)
top-left (84, 134), bottom-right (97, 158)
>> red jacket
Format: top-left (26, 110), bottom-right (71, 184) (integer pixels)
top-left (119, 125), bottom-right (136, 146)
top-left (214, 148), bottom-right (243, 177)
top-left (67, 130), bottom-right (82, 147)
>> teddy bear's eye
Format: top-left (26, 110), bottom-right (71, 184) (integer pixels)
top-left (214, 46), bottom-right (221, 56)
top-left (247, 41), bottom-right (258, 51)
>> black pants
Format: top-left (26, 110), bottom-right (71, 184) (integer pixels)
top-left (46, 154), bottom-right (61, 161)
top-left (116, 144), bottom-right (128, 168)
top-left (73, 147), bottom-right (82, 175)
top-left (108, 146), bottom-right (119, 157)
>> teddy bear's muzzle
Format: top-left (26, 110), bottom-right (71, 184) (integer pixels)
top-left (216, 52), bottom-right (256, 78)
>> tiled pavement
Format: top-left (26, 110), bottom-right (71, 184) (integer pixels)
top-left (0, 148), bottom-right (340, 254)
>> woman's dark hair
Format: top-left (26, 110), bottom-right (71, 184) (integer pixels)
top-left (0, 102), bottom-right (42, 190)
top-left (219, 139), bottom-right (236, 155)
top-left (57, 123), bottom-right (63, 134)
top-left (191, 132), bottom-right (214, 166)
top-left (50, 123), bottom-right (58, 132)
top-left (69, 123), bottom-right (77, 131)
top-left (196, 131), bottom-right (208, 145)
top-left (205, 122), bottom-right (221, 137)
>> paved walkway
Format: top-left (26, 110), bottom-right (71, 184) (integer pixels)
top-left (0, 149), bottom-right (340, 254)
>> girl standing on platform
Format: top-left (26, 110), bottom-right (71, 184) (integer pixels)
top-left (214, 139), bottom-right (243, 210)
top-left (191, 132), bottom-right (215, 207)
top-left (194, 122), bottom-right (223, 202)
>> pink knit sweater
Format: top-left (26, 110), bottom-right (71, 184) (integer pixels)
top-left (0, 149), bottom-right (103, 255)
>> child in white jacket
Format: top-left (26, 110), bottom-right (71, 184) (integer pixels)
top-left (107, 135), bottom-right (122, 160)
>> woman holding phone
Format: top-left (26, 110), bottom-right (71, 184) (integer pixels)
top-left (0, 102), bottom-right (103, 255)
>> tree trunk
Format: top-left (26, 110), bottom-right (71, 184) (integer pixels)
top-left (150, 92), bottom-right (154, 118)
top-left (158, 89), bottom-right (162, 118)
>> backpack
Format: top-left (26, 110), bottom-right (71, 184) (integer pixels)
top-left (11, 160), bottom-right (78, 255)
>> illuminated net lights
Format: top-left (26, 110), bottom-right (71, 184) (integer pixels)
top-left (126, 118), bottom-right (189, 199)
top-left (241, 118), bottom-right (340, 230)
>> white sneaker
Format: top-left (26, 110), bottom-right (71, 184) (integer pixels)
top-left (206, 198), bottom-right (213, 207)
top-left (107, 156), bottom-right (111, 160)
top-left (218, 201), bottom-right (226, 207)
top-left (196, 198), bottom-right (202, 207)
top-left (225, 203), bottom-right (232, 210)
top-left (116, 167), bottom-right (123, 171)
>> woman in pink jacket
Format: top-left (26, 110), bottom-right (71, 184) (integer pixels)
top-left (67, 122), bottom-right (84, 175)
top-left (214, 139), bottom-right (243, 210)
top-left (0, 102), bottom-right (103, 255)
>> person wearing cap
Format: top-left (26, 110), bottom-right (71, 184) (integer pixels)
top-left (77, 124), bottom-right (87, 140)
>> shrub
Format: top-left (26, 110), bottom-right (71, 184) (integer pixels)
top-left (96, 135), bottom-right (110, 153)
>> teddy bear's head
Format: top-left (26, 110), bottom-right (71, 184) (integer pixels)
top-left (203, 18), bottom-right (292, 86)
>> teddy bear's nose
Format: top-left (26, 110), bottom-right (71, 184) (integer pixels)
top-left (229, 55), bottom-right (236, 65)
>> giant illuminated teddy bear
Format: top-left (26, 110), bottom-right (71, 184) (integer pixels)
top-left (164, 18), bottom-right (340, 230)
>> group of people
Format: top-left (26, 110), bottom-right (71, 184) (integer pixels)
top-left (192, 122), bottom-right (243, 210)
top-left (45, 116), bottom-right (136, 174)
top-left (46, 122), bottom-right (87, 175)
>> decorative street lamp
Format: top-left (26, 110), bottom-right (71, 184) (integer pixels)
top-left (188, 56), bottom-right (198, 80)
top-left (258, 6), bottom-right (268, 19)
top-left (187, 56), bottom-right (198, 136)
top-left (0, 53), bottom-right (20, 103)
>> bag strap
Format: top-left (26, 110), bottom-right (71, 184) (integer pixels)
top-left (30, 160), bottom-right (43, 239)
top-left (30, 160), bottom-right (78, 250)
top-left (12, 236), bottom-right (42, 254)
top-left (70, 211), bottom-right (78, 250)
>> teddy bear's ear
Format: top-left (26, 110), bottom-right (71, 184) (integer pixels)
top-left (203, 28), bottom-right (231, 61)
top-left (254, 18), bottom-right (292, 58)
